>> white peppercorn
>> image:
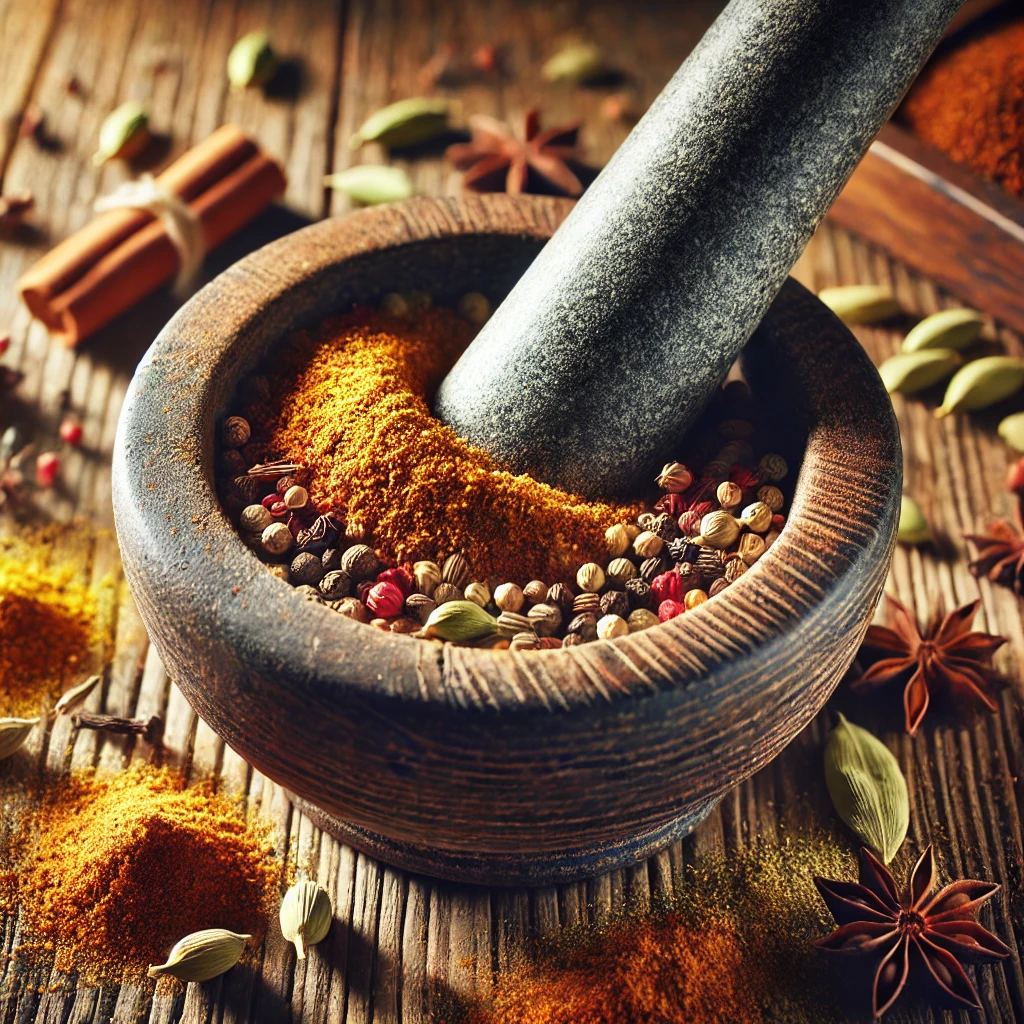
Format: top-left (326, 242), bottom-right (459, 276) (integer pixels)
top-left (240, 503), bottom-right (273, 534)
top-left (465, 581), bottom-right (491, 607)
top-left (283, 484), bottom-right (308, 510)
top-left (576, 563), bottom-right (605, 593)
top-left (606, 557), bottom-right (637, 586)
top-left (596, 614), bottom-right (629, 639)
top-left (494, 582), bottom-right (525, 612)
top-left (605, 523), bottom-right (631, 558)
top-left (740, 501), bottom-right (773, 534)
top-left (262, 522), bottom-right (293, 555)
top-left (633, 531), bottom-right (663, 558)
top-left (627, 608), bottom-right (659, 632)
top-left (414, 560), bottom-right (441, 597)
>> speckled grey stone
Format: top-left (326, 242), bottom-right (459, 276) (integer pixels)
top-left (434, 0), bottom-right (962, 497)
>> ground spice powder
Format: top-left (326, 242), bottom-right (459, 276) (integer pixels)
top-left (246, 308), bottom-right (638, 581)
top-left (13, 766), bottom-right (279, 981)
top-left (901, 17), bottom-right (1024, 198)
top-left (0, 537), bottom-right (103, 717)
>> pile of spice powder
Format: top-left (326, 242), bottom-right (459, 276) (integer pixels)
top-left (444, 834), bottom-right (853, 1024)
top-left (13, 765), bottom-right (280, 981)
top-left (901, 16), bottom-right (1024, 198)
top-left (244, 307), bottom-right (639, 581)
top-left (0, 534), bottom-right (106, 717)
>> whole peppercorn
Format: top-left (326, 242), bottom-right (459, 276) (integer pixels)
top-left (320, 569), bottom-right (352, 600)
top-left (694, 547), bottom-right (725, 581)
top-left (222, 415), bottom-right (251, 449)
top-left (654, 493), bottom-right (685, 518)
top-left (368, 581), bottom-right (405, 617)
top-left (528, 602), bottom-right (562, 637)
top-left (378, 566), bottom-right (414, 597)
top-left (639, 556), bottom-right (668, 583)
top-left (291, 551), bottom-right (325, 587)
top-left (605, 523), bottom-right (631, 558)
top-left (738, 533), bottom-right (766, 564)
top-left (276, 475), bottom-right (298, 496)
top-left (703, 459), bottom-right (730, 482)
top-left (296, 514), bottom-right (342, 556)
top-left (240, 504), bottom-right (273, 534)
top-left (357, 579), bottom-right (375, 603)
top-left (562, 633), bottom-right (584, 647)
top-left (633, 531), bottom-right (664, 558)
top-left (465, 581), bottom-right (491, 607)
top-left (759, 453), bottom-right (788, 482)
top-left (606, 557), bottom-right (637, 586)
top-left (740, 501), bottom-right (773, 534)
top-left (433, 582), bottom-right (462, 605)
top-left (442, 551), bottom-right (471, 588)
top-left (692, 510), bottom-right (740, 549)
top-left (709, 577), bottom-right (730, 597)
top-left (771, 513), bottom-right (785, 531)
top-left (725, 558), bottom-right (748, 583)
top-left (405, 593), bottom-right (436, 624)
top-left (716, 480), bottom-right (743, 509)
top-left (624, 577), bottom-right (652, 609)
top-left (261, 522), bottom-right (293, 556)
top-left (321, 547), bottom-right (342, 573)
top-left (668, 538), bottom-right (699, 564)
top-left (678, 510), bottom-right (702, 536)
top-left (414, 560), bottom-right (441, 597)
top-left (658, 599), bottom-right (685, 622)
top-left (341, 544), bottom-right (381, 581)
top-left (757, 485), bottom-right (785, 512)
top-left (283, 484), bottom-right (309, 510)
top-left (600, 590), bottom-right (629, 619)
top-left (231, 475), bottom-right (263, 506)
top-left (655, 461), bottom-right (693, 492)
top-left (628, 608), bottom-right (660, 632)
top-left (652, 513), bottom-right (682, 543)
top-left (335, 596), bottom-right (370, 623)
top-left (636, 512), bottom-right (658, 532)
top-left (219, 449), bottom-right (248, 478)
top-left (573, 592), bottom-right (601, 615)
top-left (494, 582), bottom-right (525, 612)
top-left (497, 611), bottom-right (534, 637)
top-left (510, 632), bottom-right (541, 651)
top-left (523, 579), bottom-right (549, 604)
top-left (684, 588), bottom-right (709, 610)
top-left (596, 614), bottom-right (629, 639)
top-left (566, 613), bottom-right (598, 640)
top-left (651, 571), bottom-right (683, 606)
top-left (576, 563), bottom-right (605, 594)
top-left (546, 583), bottom-right (574, 613)
top-left (390, 617), bottom-right (420, 634)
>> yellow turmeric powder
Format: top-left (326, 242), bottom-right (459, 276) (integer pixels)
top-left (245, 308), bottom-right (639, 581)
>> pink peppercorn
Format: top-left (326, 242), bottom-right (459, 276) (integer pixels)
top-left (771, 513), bottom-right (786, 531)
top-left (35, 451), bottom-right (59, 488)
top-left (367, 580), bottom-right (405, 617)
top-left (59, 417), bottom-right (83, 445)
top-left (1006, 457), bottom-right (1024, 493)
top-left (261, 493), bottom-right (279, 509)
top-left (658, 599), bottom-right (685, 622)
top-left (654, 493), bottom-right (685, 517)
top-left (651, 571), bottom-right (683, 605)
top-left (377, 566), bottom-right (414, 597)
top-left (269, 500), bottom-right (288, 519)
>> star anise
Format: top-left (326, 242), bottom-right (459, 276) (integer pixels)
top-left (852, 596), bottom-right (1005, 736)
top-left (966, 506), bottom-right (1024, 595)
top-left (446, 109), bottom-right (584, 197)
top-left (814, 846), bottom-right (1009, 1018)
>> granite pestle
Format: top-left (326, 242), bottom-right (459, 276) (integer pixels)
top-left (434, 0), bottom-right (963, 498)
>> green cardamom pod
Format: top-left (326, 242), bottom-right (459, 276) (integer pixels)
top-left (818, 285), bottom-right (900, 325)
top-left (824, 713), bottom-right (908, 864)
top-left (542, 42), bottom-right (606, 85)
top-left (280, 880), bottom-right (332, 960)
top-left (423, 600), bottom-right (497, 643)
top-left (878, 348), bottom-right (961, 395)
top-left (936, 356), bottom-right (1024, 418)
top-left (897, 495), bottom-right (930, 545)
top-left (349, 98), bottom-right (450, 151)
top-left (147, 928), bottom-right (250, 982)
top-left (998, 411), bottom-right (1024, 452)
top-left (92, 101), bottom-right (150, 166)
top-left (52, 674), bottom-right (101, 719)
top-left (324, 166), bottom-right (413, 205)
top-left (901, 308), bottom-right (984, 353)
top-left (227, 31), bottom-right (278, 90)
top-left (0, 717), bottom-right (39, 760)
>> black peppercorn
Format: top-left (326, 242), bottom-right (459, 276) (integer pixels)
top-left (652, 513), bottom-right (682, 543)
top-left (296, 514), bottom-right (341, 556)
top-left (562, 633), bottom-right (584, 647)
top-left (218, 449), bottom-right (248, 479)
top-left (599, 590), bottom-right (629, 619)
top-left (566, 613), bottom-right (598, 641)
top-left (546, 582), bottom-right (574, 613)
top-left (640, 555), bottom-right (668, 583)
top-left (319, 569), bottom-right (352, 600)
top-left (290, 551), bottom-right (324, 587)
top-left (321, 547), bottom-right (342, 573)
top-left (667, 538), bottom-right (699, 564)
top-left (624, 576), bottom-right (652, 609)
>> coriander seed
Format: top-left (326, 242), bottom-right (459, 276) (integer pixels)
top-left (433, 582), bottom-right (462, 605)
top-left (497, 611), bottom-right (533, 637)
top-left (442, 551), bottom-right (471, 588)
top-left (510, 632), bottom-right (541, 651)
top-left (573, 592), bottom-right (601, 614)
top-left (413, 560), bottom-right (441, 597)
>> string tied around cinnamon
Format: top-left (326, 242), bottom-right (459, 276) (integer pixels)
top-left (94, 175), bottom-right (205, 295)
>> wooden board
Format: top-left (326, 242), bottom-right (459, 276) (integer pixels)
top-left (1, 0), bottom-right (1023, 1022)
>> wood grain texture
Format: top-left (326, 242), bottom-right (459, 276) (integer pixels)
top-left (0, 0), bottom-right (1022, 1020)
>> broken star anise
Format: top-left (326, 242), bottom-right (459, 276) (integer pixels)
top-left (446, 109), bottom-right (584, 197)
top-left (852, 596), bottom-right (1005, 736)
top-left (966, 507), bottom-right (1024, 595)
top-left (814, 846), bottom-right (1009, 1019)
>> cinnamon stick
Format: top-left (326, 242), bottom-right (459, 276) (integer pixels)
top-left (17, 125), bottom-right (286, 347)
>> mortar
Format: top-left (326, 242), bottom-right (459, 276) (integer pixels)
top-left (112, 194), bottom-right (900, 885)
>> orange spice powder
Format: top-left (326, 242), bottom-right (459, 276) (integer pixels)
top-left (246, 308), bottom-right (639, 581)
top-left (12, 766), bottom-right (279, 982)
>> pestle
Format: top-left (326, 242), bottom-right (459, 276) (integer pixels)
top-left (434, 0), bottom-right (963, 498)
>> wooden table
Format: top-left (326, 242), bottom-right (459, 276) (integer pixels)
top-left (1, 1), bottom-right (1022, 1021)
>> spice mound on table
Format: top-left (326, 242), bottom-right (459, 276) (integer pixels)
top-left (223, 296), bottom-right (792, 648)
top-left (11, 765), bottom-right (279, 982)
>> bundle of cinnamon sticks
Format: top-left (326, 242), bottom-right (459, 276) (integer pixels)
top-left (17, 125), bottom-right (286, 347)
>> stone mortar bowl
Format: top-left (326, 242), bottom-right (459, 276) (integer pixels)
top-left (113, 194), bottom-right (901, 886)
